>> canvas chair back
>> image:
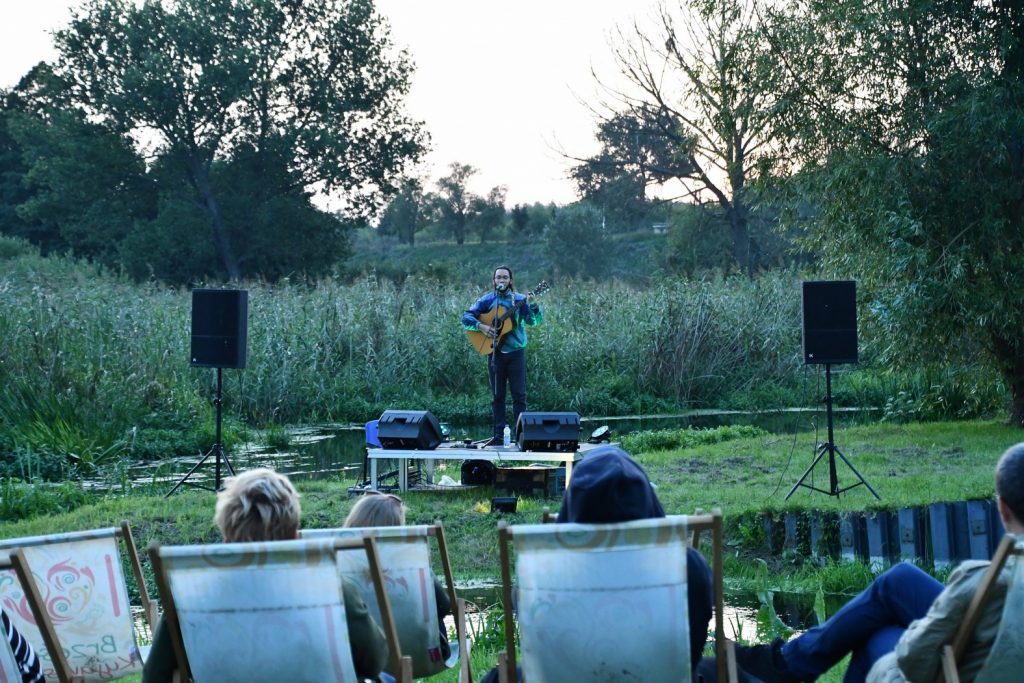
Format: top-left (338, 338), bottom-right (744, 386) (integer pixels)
top-left (0, 555), bottom-right (37, 683)
top-left (302, 524), bottom-right (461, 678)
top-left (0, 523), bottom-right (152, 683)
top-left (497, 511), bottom-right (735, 683)
top-left (972, 538), bottom-right (1024, 683)
top-left (150, 536), bottom-right (403, 683)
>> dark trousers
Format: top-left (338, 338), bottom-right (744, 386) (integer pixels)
top-left (783, 562), bottom-right (944, 682)
top-left (489, 348), bottom-right (527, 440)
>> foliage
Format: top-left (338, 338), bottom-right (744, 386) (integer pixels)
top-left (377, 178), bottom-right (427, 246)
top-left (0, 479), bottom-right (95, 521)
top-left (542, 204), bottom-right (613, 279)
top-left (767, 0), bottom-right (1024, 423)
top-left (581, 0), bottom-right (792, 274)
top-left (621, 425), bottom-right (768, 453)
top-left (5, 0), bottom-right (425, 282)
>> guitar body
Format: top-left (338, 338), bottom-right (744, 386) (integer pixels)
top-left (464, 281), bottom-right (549, 356)
top-left (465, 307), bottom-right (516, 355)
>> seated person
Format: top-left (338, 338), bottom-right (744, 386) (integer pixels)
top-left (143, 468), bottom-right (391, 683)
top-left (737, 442), bottom-right (1024, 683)
top-left (343, 492), bottom-right (453, 662)
top-left (481, 444), bottom-right (715, 683)
top-left (2, 610), bottom-right (44, 683)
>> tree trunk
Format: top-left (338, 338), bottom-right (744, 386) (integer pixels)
top-left (992, 335), bottom-right (1024, 426)
top-left (186, 155), bottom-right (242, 281)
top-left (727, 201), bottom-right (752, 276)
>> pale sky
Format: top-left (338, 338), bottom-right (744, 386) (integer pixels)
top-left (0, 0), bottom-right (662, 206)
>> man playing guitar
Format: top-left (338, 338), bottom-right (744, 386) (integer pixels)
top-left (462, 266), bottom-right (543, 446)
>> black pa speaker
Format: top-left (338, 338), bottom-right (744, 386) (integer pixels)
top-left (377, 410), bottom-right (443, 450)
top-left (802, 281), bottom-right (858, 365)
top-left (515, 412), bottom-right (581, 452)
top-left (191, 289), bottom-right (248, 369)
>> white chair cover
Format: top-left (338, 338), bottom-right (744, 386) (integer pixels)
top-left (156, 537), bottom-right (359, 683)
top-left (510, 517), bottom-right (692, 683)
top-left (0, 529), bottom-right (142, 681)
top-left (302, 525), bottom-right (447, 677)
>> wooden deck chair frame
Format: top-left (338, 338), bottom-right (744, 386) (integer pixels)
top-left (301, 522), bottom-right (472, 683)
top-left (0, 521), bottom-right (156, 683)
top-left (496, 508), bottom-right (737, 683)
top-left (936, 533), bottom-right (1023, 683)
top-left (149, 536), bottom-right (413, 683)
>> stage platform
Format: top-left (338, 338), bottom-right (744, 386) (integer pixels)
top-left (366, 442), bottom-right (607, 492)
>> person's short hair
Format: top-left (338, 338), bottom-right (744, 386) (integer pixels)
top-left (556, 445), bottom-right (665, 523)
top-left (214, 468), bottom-right (301, 542)
top-left (996, 443), bottom-right (1024, 522)
top-left (344, 491), bottom-right (406, 527)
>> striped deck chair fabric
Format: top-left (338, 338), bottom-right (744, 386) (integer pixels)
top-left (0, 523), bottom-right (152, 683)
top-left (149, 536), bottom-right (409, 683)
top-left (301, 524), bottom-right (471, 680)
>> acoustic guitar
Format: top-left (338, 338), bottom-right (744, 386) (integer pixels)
top-left (465, 281), bottom-right (550, 355)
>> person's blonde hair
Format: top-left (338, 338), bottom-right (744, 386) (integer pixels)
top-left (214, 468), bottom-right (301, 542)
top-left (344, 491), bottom-right (406, 528)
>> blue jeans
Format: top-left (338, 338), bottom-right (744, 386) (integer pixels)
top-left (783, 562), bottom-right (943, 682)
top-left (490, 348), bottom-right (527, 440)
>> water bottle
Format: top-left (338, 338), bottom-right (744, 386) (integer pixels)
top-left (503, 425), bottom-right (511, 448)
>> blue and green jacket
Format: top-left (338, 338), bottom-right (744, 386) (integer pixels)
top-left (462, 290), bottom-right (543, 352)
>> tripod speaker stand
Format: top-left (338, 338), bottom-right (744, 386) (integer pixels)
top-left (786, 363), bottom-right (879, 500)
top-left (166, 367), bottom-right (236, 496)
top-left (788, 281), bottom-right (879, 500)
top-left (166, 289), bottom-right (247, 496)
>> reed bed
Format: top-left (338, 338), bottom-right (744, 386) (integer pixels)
top-left (0, 244), bottom-right (1005, 473)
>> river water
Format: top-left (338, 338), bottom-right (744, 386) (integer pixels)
top-left (140, 407), bottom-right (875, 485)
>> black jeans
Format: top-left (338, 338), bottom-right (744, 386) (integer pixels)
top-left (489, 348), bottom-right (527, 440)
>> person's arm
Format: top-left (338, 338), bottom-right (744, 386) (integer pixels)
top-left (341, 578), bottom-right (389, 680)
top-left (463, 293), bottom-right (493, 331)
top-left (141, 614), bottom-right (177, 683)
top-left (686, 547), bottom-right (714, 672)
top-left (895, 562), bottom-right (990, 683)
top-left (517, 293), bottom-right (542, 326)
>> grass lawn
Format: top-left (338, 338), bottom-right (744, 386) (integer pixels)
top-left (2, 418), bottom-right (1016, 682)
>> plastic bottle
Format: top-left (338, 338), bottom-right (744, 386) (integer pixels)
top-left (503, 425), bottom-right (511, 447)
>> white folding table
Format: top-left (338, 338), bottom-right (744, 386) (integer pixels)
top-left (367, 443), bottom-right (594, 492)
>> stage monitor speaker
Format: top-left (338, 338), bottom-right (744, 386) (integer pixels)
top-left (516, 412), bottom-right (581, 452)
top-left (802, 280), bottom-right (858, 365)
top-left (191, 289), bottom-right (248, 369)
top-left (377, 410), bottom-right (442, 450)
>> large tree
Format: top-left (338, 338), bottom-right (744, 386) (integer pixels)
top-left (576, 0), bottom-right (789, 274)
top-left (53, 0), bottom-right (425, 280)
top-left (769, 0), bottom-right (1024, 423)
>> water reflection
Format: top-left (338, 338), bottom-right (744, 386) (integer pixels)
top-left (138, 408), bottom-right (876, 485)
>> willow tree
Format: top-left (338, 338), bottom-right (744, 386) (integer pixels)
top-left (54, 0), bottom-right (425, 280)
top-left (768, 0), bottom-right (1024, 423)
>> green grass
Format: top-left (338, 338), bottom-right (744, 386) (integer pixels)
top-left (0, 420), bottom-right (1014, 682)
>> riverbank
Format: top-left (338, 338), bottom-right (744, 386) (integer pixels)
top-left (0, 418), bottom-right (1016, 682)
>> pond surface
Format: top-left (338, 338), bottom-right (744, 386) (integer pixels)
top-left (139, 407), bottom-right (877, 486)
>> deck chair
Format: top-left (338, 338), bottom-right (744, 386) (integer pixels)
top-left (0, 521), bottom-right (155, 683)
top-left (149, 536), bottom-right (412, 683)
top-left (496, 509), bottom-right (738, 683)
top-left (938, 534), bottom-right (1024, 683)
top-left (0, 552), bottom-right (58, 683)
top-left (302, 523), bottom-right (472, 682)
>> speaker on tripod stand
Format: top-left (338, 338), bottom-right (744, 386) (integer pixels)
top-left (166, 289), bottom-right (247, 496)
top-left (787, 281), bottom-right (880, 500)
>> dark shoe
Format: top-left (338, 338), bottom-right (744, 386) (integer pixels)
top-left (733, 639), bottom-right (803, 683)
